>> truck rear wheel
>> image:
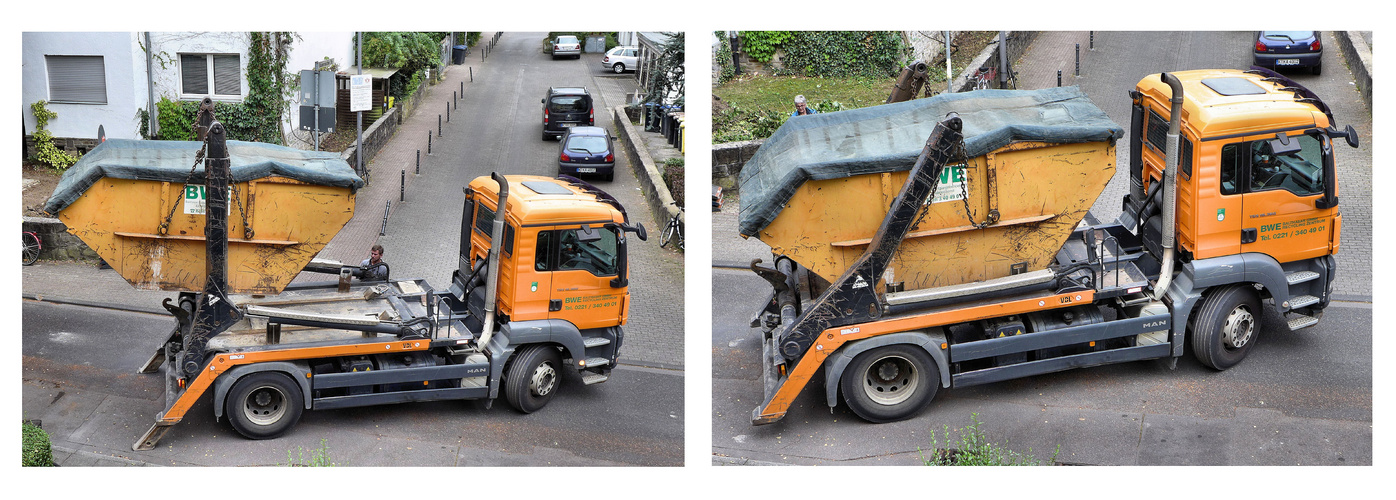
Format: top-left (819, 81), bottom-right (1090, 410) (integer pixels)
top-left (505, 345), bottom-right (562, 413)
top-left (1189, 284), bottom-right (1261, 370)
top-left (226, 372), bottom-right (303, 440)
top-left (840, 344), bottom-right (939, 423)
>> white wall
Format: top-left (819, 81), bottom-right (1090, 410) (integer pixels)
top-left (22, 32), bottom-right (143, 140)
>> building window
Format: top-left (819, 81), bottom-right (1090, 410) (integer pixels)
top-left (181, 53), bottom-right (241, 98)
top-left (46, 55), bottom-right (107, 104)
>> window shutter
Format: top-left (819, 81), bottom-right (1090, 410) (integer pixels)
top-left (213, 55), bottom-right (241, 96)
top-left (46, 55), bottom-right (107, 104)
top-left (182, 54), bottom-right (208, 95)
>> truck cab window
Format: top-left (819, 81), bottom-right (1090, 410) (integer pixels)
top-left (557, 227), bottom-right (618, 276)
top-left (535, 231), bottom-right (552, 271)
top-left (1250, 134), bottom-right (1324, 196)
top-left (1220, 143), bottom-right (1240, 195)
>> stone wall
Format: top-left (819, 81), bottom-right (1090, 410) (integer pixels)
top-left (1335, 31), bottom-right (1373, 110)
top-left (23, 216), bottom-right (99, 262)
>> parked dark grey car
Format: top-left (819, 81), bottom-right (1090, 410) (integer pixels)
top-left (542, 87), bottom-right (594, 141)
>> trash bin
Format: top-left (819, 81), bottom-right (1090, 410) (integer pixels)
top-left (452, 45), bottom-right (468, 65)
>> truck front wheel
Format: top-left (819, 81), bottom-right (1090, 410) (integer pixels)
top-left (226, 372), bottom-right (304, 440)
top-left (505, 345), bottom-right (562, 413)
top-left (1190, 284), bottom-right (1261, 370)
top-left (840, 344), bottom-right (939, 423)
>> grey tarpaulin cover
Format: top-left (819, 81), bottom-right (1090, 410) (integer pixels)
top-left (44, 138), bottom-right (365, 215)
top-left (737, 86), bottom-right (1124, 237)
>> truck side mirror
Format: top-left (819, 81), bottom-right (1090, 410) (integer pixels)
top-left (1343, 125), bottom-right (1359, 148)
top-left (623, 222), bottom-right (647, 241)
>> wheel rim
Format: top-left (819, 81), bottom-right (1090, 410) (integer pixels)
top-left (862, 354), bottom-right (919, 406)
top-left (530, 361), bottom-right (557, 397)
top-left (243, 385), bottom-right (288, 425)
top-left (1221, 304), bottom-right (1256, 349)
top-left (613, 64), bottom-right (623, 73)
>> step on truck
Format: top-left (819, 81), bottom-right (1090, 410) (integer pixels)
top-left (43, 103), bottom-right (647, 450)
top-left (738, 68), bottom-right (1358, 424)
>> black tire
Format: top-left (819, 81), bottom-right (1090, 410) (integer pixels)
top-left (542, 129), bottom-right (551, 141)
top-left (660, 220), bottom-right (676, 248)
top-left (840, 344), bottom-right (939, 423)
top-left (1311, 63), bottom-right (1322, 76)
top-left (603, 170), bottom-right (614, 182)
top-left (504, 345), bottom-right (562, 413)
top-left (612, 63), bottom-right (625, 74)
top-left (226, 372), bottom-right (303, 440)
top-left (1189, 284), bottom-right (1262, 370)
top-left (22, 232), bottom-right (40, 266)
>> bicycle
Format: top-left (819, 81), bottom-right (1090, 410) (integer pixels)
top-left (22, 230), bottom-right (41, 266)
top-left (972, 64), bottom-right (1018, 91)
top-left (660, 202), bottom-right (684, 250)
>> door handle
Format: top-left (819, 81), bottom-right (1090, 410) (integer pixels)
top-left (1241, 228), bottom-right (1257, 244)
top-left (549, 299), bottom-right (562, 312)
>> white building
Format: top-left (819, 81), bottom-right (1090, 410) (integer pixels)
top-left (22, 31), bottom-right (355, 153)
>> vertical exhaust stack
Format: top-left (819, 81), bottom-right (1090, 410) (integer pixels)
top-left (477, 173), bottom-right (510, 349)
top-left (1152, 73), bottom-right (1184, 300)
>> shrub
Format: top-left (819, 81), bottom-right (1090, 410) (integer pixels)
top-left (29, 101), bottom-right (79, 172)
top-left (22, 422), bottom-right (56, 467)
top-left (920, 413), bottom-right (1059, 466)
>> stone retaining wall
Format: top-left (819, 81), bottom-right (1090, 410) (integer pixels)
top-left (613, 105), bottom-right (682, 233)
top-left (1335, 31), bottom-right (1372, 110)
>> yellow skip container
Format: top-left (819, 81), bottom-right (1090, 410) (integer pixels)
top-left (44, 139), bottom-right (364, 294)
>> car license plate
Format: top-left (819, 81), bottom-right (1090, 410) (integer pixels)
top-left (1277, 59), bottom-right (1300, 65)
top-left (560, 123), bottom-right (574, 128)
top-left (578, 168), bottom-right (596, 173)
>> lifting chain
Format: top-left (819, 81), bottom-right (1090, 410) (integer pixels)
top-left (955, 141), bottom-right (1000, 230)
top-left (158, 137), bottom-right (210, 236)
top-left (156, 136), bottom-right (252, 239)
top-left (229, 180), bottom-right (254, 240)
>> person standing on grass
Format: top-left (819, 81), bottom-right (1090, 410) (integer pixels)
top-left (791, 94), bottom-right (819, 117)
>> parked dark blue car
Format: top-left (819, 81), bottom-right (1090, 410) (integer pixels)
top-left (1253, 31), bottom-right (1322, 75)
top-left (558, 126), bottom-right (615, 182)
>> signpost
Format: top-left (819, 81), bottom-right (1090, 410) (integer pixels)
top-left (298, 69), bottom-right (336, 150)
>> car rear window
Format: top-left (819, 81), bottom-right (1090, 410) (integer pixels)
top-left (565, 135), bottom-right (608, 153)
top-left (1262, 31), bottom-right (1314, 41)
top-left (558, 36), bottom-right (578, 44)
top-left (549, 96), bottom-right (590, 113)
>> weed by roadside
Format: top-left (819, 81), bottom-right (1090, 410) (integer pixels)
top-left (919, 413), bottom-right (1059, 466)
top-left (286, 438), bottom-right (339, 467)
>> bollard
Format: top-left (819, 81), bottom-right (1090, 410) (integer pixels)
top-left (416, 150), bottom-right (420, 174)
top-left (1090, 32), bottom-right (1095, 50)
top-left (447, 103), bottom-right (450, 122)
top-left (400, 170), bottom-right (405, 202)
top-left (1075, 44), bottom-right (1080, 76)
top-left (438, 115), bottom-right (442, 137)
top-left (1057, 70), bottom-right (1062, 87)
top-left (428, 132), bottom-right (432, 154)
top-left (453, 91), bottom-right (457, 111)
top-left (469, 67), bottom-right (473, 82)
top-left (380, 200), bottom-right (391, 236)
top-left (460, 81), bottom-right (463, 95)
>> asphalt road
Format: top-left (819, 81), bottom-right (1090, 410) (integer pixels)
top-left (710, 31), bottom-right (1373, 466)
top-left (23, 300), bottom-right (683, 466)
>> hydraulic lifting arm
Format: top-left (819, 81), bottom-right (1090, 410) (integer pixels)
top-left (752, 114), bottom-right (965, 424)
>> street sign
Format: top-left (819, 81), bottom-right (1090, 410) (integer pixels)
top-left (350, 74), bottom-right (372, 112)
top-left (298, 70), bottom-right (336, 133)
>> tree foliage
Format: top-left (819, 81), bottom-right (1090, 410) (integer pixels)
top-left (643, 32), bottom-right (685, 107)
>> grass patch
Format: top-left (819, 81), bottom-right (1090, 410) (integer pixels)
top-left (920, 413), bottom-right (1059, 466)
top-left (286, 439), bottom-right (339, 467)
top-left (22, 422), bottom-right (56, 467)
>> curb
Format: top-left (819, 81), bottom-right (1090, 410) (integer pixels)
top-left (1334, 31), bottom-right (1372, 110)
top-left (613, 105), bottom-right (682, 230)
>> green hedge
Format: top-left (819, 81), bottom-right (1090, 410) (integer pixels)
top-left (22, 422), bottom-right (56, 467)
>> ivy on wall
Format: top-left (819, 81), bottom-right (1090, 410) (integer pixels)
top-left (778, 31), bottom-right (909, 78)
top-left (29, 101), bottom-right (79, 171)
top-left (713, 31), bottom-right (736, 84)
top-left (141, 31), bottom-right (296, 144)
top-left (739, 31), bottom-right (792, 63)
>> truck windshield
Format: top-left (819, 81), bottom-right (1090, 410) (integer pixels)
top-left (558, 227), bottom-right (618, 276)
top-left (1249, 134), bottom-right (1325, 196)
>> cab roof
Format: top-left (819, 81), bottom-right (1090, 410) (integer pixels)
top-left (470, 175), bottom-right (624, 226)
top-left (1136, 69), bottom-right (1331, 139)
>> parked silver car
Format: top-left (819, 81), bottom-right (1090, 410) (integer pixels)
top-left (601, 46), bottom-right (638, 73)
top-left (552, 35), bottom-right (581, 59)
